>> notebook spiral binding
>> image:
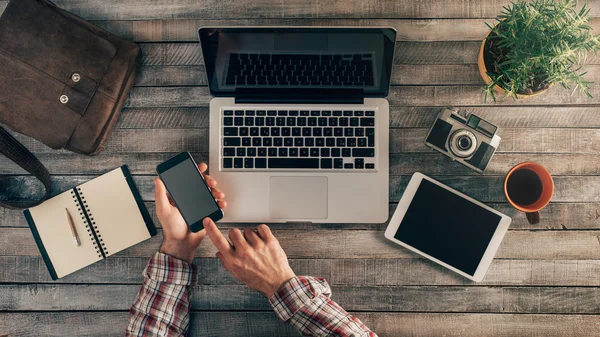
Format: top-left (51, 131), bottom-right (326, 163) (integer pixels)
top-left (72, 189), bottom-right (107, 258)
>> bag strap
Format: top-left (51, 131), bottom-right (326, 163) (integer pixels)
top-left (0, 126), bottom-right (51, 209)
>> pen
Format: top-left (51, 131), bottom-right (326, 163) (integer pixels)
top-left (65, 208), bottom-right (81, 247)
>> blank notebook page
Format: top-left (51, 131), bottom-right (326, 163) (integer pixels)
top-left (77, 168), bottom-right (151, 256)
top-left (27, 190), bottom-right (102, 278)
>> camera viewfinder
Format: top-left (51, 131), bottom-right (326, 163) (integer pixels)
top-left (467, 115), bottom-right (480, 129)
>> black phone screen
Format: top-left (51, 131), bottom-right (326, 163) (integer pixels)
top-left (159, 157), bottom-right (220, 228)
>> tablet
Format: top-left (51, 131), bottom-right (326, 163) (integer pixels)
top-left (384, 172), bottom-right (511, 282)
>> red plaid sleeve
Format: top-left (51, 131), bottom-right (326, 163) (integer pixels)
top-left (125, 252), bottom-right (197, 337)
top-left (269, 276), bottom-right (378, 337)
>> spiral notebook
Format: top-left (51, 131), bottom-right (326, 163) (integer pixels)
top-left (24, 165), bottom-right (156, 280)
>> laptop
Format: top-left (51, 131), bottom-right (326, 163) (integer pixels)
top-left (199, 27), bottom-right (396, 223)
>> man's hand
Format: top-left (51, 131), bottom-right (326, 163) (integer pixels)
top-left (155, 163), bottom-right (227, 263)
top-left (204, 219), bottom-right (296, 298)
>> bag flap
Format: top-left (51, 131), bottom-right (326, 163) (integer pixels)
top-left (0, 51), bottom-right (83, 149)
top-left (0, 0), bottom-right (116, 85)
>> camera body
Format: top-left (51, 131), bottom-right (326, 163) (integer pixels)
top-left (425, 107), bottom-right (501, 173)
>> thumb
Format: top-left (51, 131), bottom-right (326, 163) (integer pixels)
top-left (154, 178), bottom-right (171, 215)
top-left (190, 228), bottom-right (207, 241)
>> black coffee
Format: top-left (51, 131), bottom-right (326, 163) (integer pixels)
top-left (506, 169), bottom-right (543, 206)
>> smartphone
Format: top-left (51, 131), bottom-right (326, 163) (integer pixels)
top-left (156, 152), bottom-right (223, 232)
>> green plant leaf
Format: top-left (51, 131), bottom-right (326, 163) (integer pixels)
top-left (481, 0), bottom-right (600, 101)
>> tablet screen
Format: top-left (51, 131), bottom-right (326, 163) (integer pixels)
top-left (393, 179), bottom-right (501, 276)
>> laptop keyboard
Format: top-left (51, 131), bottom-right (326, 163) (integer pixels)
top-left (222, 110), bottom-right (376, 170)
top-left (225, 53), bottom-right (375, 87)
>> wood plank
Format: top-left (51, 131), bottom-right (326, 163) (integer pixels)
top-left (134, 42), bottom-right (600, 67)
top-left (135, 65), bottom-right (206, 86)
top-left (110, 106), bottom-right (600, 129)
top-left (9, 127), bottom-right (600, 154)
top-left (0, 312), bottom-right (598, 337)
top-left (89, 18), bottom-right (600, 42)
top-left (2, 256), bottom-right (600, 287)
top-left (0, 0), bottom-right (531, 20)
top-left (2, 227), bottom-right (600, 260)
top-left (4, 199), bottom-right (600, 231)
top-left (2, 284), bottom-right (599, 313)
top-left (0, 152), bottom-right (208, 175)
top-left (396, 41), bottom-right (600, 65)
top-left (388, 86), bottom-right (600, 106)
top-left (122, 86), bottom-right (600, 108)
top-left (395, 64), bottom-right (600, 85)
top-left (134, 64), bottom-right (600, 86)
top-left (2, 175), bottom-right (600, 204)
top-left (5, 153), bottom-right (600, 177)
top-left (5, 0), bottom-right (600, 20)
top-left (118, 107), bottom-right (209, 128)
top-left (387, 106), bottom-right (600, 128)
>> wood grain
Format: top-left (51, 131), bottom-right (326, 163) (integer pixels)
top-left (2, 256), bottom-right (600, 286)
top-left (5, 200), bottom-right (600, 230)
top-left (4, 0), bottom-right (600, 20)
top-left (91, 18), bottom-right (600, 42)
top-left (132, 64), bottom-right (600, 86)
top-left (2, 227), bottom-right (600, 260)
top-left (121, 85), bottom-right (600, 108)
top-left (2, 284), bottom-right (599, 313)
top-left (0, 312), bottom-right (598, 337)
top-left (112, 106), bottom-right (600, 129)
top-left (5, 153), bottom-right (600, 177)
top-left (133, 42), bottom-right (600, 67)
top-left (1, 175), bottom-right (600, 203)
top-left (135, 66), bottom-right (206, 86)
top-left (0, 0), bottom-right (521, 20)
top-left (6, 127), bottom-right (600, 155)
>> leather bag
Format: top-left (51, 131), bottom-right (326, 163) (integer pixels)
top-left (0, 0), bottom-right (140, 209)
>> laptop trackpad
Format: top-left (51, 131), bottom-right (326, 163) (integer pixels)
top-left (270, 176), bottom-right (328, 219)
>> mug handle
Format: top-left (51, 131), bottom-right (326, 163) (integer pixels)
top-left (526, 212), bottom-right (540, 225)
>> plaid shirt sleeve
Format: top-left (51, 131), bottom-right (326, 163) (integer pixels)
top-left (125, 252), bottom-right (197, 337)
top-left (269, 276), bottom-right (378, 337)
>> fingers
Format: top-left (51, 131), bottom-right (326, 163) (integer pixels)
top-left (211, 187), bottom-right (225, 200)
top-left (217, 200), bottom-right (228, 210)
top-left (205, 176), bottom-right (218, 188)
top-left (203, 218), bottom-right (233, 254)
top-left (257, 224), bottom-right (276, 243)
top-left (229, 228), bottom-right (249, 250)
top-left (154, 178), bottom-right (171, 214)
top-left (243, 228), bottom-right (263, 247)
top-left (199, 163), bottom-right (216, 188)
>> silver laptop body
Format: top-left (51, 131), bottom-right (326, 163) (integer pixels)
top-left (200, 27), bottom-right (396, 223)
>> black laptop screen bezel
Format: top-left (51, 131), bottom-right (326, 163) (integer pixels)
top-left (198, 27), bottom-right (397, 98)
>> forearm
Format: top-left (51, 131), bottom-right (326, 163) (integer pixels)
top-left (269, 276), bottom-right (377, 337)
top-left (125, 252), bottom-right (197, 337)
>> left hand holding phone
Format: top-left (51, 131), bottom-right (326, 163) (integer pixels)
top-left (155, 163), bottom-right (227, 263)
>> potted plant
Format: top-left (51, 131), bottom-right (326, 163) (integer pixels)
top-left (479, 0), bottom-right (600, 101)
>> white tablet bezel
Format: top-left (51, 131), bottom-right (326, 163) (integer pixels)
top-left (384, 172), bottom-right (512, 282)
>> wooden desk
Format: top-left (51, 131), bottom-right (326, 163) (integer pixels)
top-left (1, 1), bottom-right (599, 336)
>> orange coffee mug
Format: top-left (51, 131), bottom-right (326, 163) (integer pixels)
top-left (504, 162), bottom-right (554, 225)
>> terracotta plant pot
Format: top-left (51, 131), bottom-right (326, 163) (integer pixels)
top-left (478, 30), bottom-right (551, 99)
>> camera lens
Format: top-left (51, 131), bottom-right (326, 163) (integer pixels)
top-left (457, 136), bottom-right (472, 150)
top-left (449, 129), bottom-right (477, 158)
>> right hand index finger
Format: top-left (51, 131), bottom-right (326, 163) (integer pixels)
top-left (203, 218), bottom-right (233, 254)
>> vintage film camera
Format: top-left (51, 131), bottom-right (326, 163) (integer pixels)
top-left (425, 107), bottom-right (501, 173)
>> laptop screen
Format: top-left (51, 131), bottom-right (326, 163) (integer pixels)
top-left (199, 27), bottom-right (396, 98)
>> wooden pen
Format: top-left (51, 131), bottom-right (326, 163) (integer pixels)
top-left (65, 208), bottom-right (81, 247)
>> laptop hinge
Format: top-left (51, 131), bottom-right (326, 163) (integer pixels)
top-left (235, 96), bottom-right (364, 105)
